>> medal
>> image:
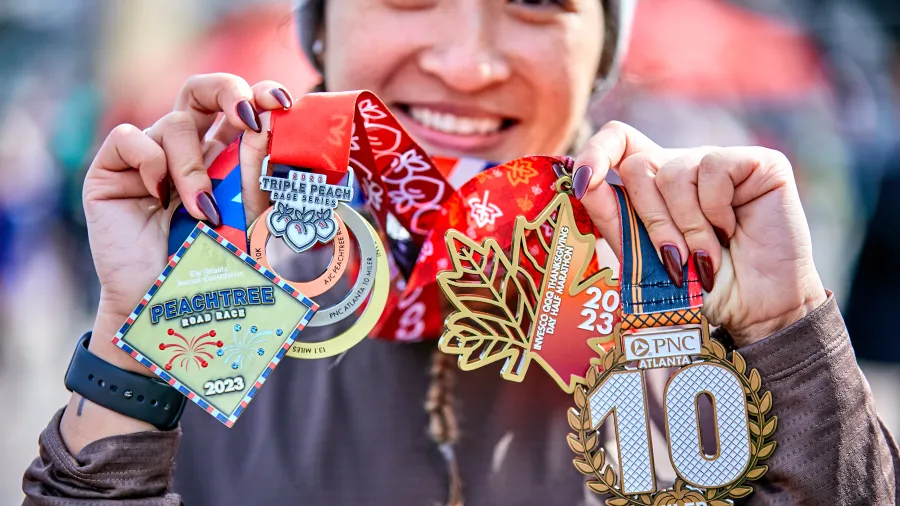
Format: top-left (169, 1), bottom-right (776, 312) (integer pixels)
top-left (244, 148), bottom-right (389, 359)
top-left (563, 185), bottom-right (776, 505)
top-left (436, 163), bottom-right (617, 392)
top-left (283, 204), bottom-right (390, 358)
top-left (569, 331), bottom-right (777, 505)
top-left (257, 161), bottom-right (355, 255)
top-left (114, 222), bottom-right (318, 427)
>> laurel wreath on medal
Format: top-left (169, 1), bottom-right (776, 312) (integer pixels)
top-left (567, 339), bottom-right (777, 506)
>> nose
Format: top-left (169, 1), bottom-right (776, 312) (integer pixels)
top-left (417, 9), bottom-right (511, 92)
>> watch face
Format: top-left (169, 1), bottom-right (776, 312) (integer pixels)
top-left (114, 223), bottom-right (318, 427)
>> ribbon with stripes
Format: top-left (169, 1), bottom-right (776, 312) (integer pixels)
top-left (611, 184), bottom-right (703, 329)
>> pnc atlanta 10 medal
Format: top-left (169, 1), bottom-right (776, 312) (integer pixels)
top-left (436, 163), bottom-right (777, 505)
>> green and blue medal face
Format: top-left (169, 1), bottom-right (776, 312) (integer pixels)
top-left (114, 223), bottom-right (317, 427)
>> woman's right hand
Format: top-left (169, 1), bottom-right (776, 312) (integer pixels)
top-left (83, 74), bottom-right (292, 373)
top-left (61, 74), bottom-right (292, 453)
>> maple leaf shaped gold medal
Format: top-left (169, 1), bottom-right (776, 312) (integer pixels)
top-left (438, 191), bottom-right (620, 393)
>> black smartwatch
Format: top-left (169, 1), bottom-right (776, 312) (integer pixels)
top-left (64, 332), bottom-right (186, 430)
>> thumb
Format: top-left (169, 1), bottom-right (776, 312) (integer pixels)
top-left (572, 121), bottom-right (662, 258)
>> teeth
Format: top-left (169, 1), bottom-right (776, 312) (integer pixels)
top-left (408, 106), bottom-right (503, 136)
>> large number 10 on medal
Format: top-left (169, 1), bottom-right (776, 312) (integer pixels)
top-left (436, 164), bottom-right (777, 505)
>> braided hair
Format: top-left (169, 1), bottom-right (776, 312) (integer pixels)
top-left (425, 347), bottom-right (463, 505)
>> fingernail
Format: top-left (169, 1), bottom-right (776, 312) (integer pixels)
top-left (693, 250), bottom-right (715, 292)
top-left (270, 88), bottom-right (292, 109)
top-left (236, 100), bottom-right (261, 133)
top-left (196, 191), bottom-right (222, 228)
top-left (156, 175), bottom-right (171, 210)
top-left (572, 165), bottom-right (593, 200)
top-left (660, 244), bottom-right (684, 288)
top-left (713, 226), bottom-right (731, 248)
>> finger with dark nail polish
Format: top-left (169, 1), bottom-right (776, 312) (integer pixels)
top-left (660, 244), bottom-right (684, 287)
top-left (713, 226), bottom-right (731, 248)
top-left (572, 165), bottom-right (593, 200)
top-left (156, 175), bottom-right (171, 210)
top-left (693, 250), bottom-right (715, 292)
top-left (196, 191), bottom-right (222, 228)
top-left (236, 100), bottom-right (261, 132)
top-left (270, 88), bottom-right (292, 109)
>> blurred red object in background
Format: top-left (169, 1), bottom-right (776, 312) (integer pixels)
top-left (623, 0), bottom-right (826, 100)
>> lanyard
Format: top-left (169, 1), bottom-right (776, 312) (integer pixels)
top-left (611, 184), bottom-right (703, 327)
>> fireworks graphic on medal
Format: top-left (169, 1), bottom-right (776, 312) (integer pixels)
top-left (159, 329), bottom-right (224, 371)
top-left (218, 325), bottom-right (281, 370)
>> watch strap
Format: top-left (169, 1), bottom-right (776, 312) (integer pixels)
top-left (65, 332), bottom-right (186, 430)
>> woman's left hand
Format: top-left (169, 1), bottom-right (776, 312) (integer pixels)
top-left (573, 121), bottom-right (828, 348)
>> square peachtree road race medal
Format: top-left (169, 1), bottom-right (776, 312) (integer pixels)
top-left (113, 222), bottom-right (318, 427)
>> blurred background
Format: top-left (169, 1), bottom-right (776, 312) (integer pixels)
top-left (0, 0), bottom-right (898, 501)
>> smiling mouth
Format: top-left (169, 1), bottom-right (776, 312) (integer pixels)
top-left (395, 103), bottom-right (518, 136)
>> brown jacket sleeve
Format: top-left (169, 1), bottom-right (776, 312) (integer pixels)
top-left (21, 410), bottom-right (182, 506)
top-left (739, 294), bottom-right (899, 505)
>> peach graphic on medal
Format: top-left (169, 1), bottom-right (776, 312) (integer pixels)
top-left (313, 210), bottom-right (338, 242)
top-left (267, 202), bottom-right (291, 235)
top-left (285, 219), bottom-right (318, 252)
top-left (258, 155), bottom-right (356, 254)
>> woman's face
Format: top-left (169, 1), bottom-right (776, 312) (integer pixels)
top-left (321, 0), bottom-right (605, 162)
